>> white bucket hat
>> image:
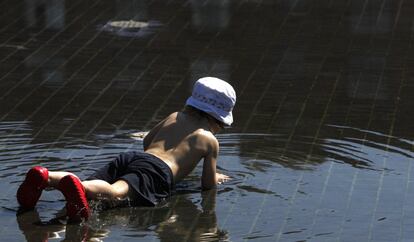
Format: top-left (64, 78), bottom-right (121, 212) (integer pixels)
top-left (186, 77), bottom-right (236, 126)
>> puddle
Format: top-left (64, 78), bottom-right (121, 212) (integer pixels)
top-left (1, 121), bottom-right (413, 241)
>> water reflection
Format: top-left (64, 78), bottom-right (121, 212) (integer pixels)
top-left (2, 121), bottom-right (413, 241)
top-left (100, 20), bottom-right (162, 38)
top-left (2, 120), bottom-right (412, 178)
top-left (99, 0), bottom-right (162, 38)
top-left (16, 190), bottom-right (227, 242)
top-left (16, 209), bottom-right (93, 242)
top-left (25, 0), bottom-right (65, 30)
top-left (190, 0), bottom-right (231, 31)
top-left (190, 58), bottom-right (232, 88)
top-left (218, 125), bottom-right (413, 172)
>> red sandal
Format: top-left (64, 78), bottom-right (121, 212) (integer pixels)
top-left (16, 166), bottom-right (49, 209)
top-left (58, 175), bottom-right (90, 221)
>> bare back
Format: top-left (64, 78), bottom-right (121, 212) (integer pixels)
top-left (143, 111), bottom-right (219, 187)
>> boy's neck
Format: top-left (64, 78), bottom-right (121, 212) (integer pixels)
top-left (206, 116), bottom-right (221, 134)
top-left (182, 106), bottom-right (221, 134)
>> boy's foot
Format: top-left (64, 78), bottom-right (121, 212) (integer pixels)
top-left (16, 166), bottom-right (49, 209)
top-left (58, 175), bottom-right (90, 221)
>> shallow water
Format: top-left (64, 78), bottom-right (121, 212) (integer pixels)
top-left (1, 0), bottom-right (414, 241)
top-left (1, 122), bottom-right (412, 241)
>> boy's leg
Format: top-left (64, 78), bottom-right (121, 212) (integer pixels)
top-left (81, 179), bottom-right (131, 200)
top-left (79, 152), bottom-right (137, 200)
top-left (48, 171), bottom-right (80, 188)
top-left (49, 171), bottom-right (131, 200)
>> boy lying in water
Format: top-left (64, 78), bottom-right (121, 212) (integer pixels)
top-left (16, 77), bottom-right (236, 221)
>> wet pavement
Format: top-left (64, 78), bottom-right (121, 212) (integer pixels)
top-left (0, 0), bottom-right (413, 241)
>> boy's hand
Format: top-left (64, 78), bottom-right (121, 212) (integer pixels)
top-left (216, 173), bottom-right (231, 184)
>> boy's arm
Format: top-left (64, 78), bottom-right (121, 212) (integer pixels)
top-left (202, 155), bottom-right (217, 190)
top-left (201, 138), bottom-right (219, 190)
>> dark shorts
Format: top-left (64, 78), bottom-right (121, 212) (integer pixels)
top-left (86, 151), bottom-right (175, 206)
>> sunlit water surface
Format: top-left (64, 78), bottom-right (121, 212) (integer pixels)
top-left (1, 121), bottom-right (413, 241)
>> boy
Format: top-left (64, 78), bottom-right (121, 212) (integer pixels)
top-left (16, 77), bottom-right (236, 221)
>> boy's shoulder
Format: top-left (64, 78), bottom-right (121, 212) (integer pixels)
top-left (174, 111), bottom-right (219, 146)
